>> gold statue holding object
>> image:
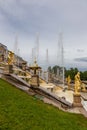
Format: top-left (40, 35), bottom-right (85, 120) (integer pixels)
top-left (81, 83), bottom-right (86, 91)
top-left (66, 75), bottom-right (71, 90)
top-left (74, 72), bottom-right (81, 95)
top-left (7, 51), bottom-right (14, 65)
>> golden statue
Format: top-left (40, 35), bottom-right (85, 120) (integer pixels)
top-left (81, 83), bottom-right (86, 91)
top-left (74, 72), bottom-right (81, 95)
top-left (7, 51), bottom-right (14, 65)
top-left (67, 75), bottom-right (71, 90)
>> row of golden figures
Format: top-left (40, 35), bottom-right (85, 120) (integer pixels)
top-left (4, 50), bottom-right (87, 93)
top-left (66, 72), bottom-right (86, 95)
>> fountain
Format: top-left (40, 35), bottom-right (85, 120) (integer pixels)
top-left (29, 59), bottom-right (41, 87)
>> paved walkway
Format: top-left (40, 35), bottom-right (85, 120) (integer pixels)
top-left (40, 82), bottom-right (55, 89)
top-left (43, 97), bottom-right (87, 117)
top-left (54, 89), bottom-right (74, 103)
top-left (40, 83), bottom-right (73, 103)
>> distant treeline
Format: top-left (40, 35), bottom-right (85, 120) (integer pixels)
top-left (48, 66), bottom-right (87, 80)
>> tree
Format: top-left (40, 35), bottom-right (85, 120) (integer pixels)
top-left (48, 66), bottom-right (52, 72)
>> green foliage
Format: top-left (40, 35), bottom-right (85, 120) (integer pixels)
top-left (48, 66), bottom-right (52, 72)
top-left (65, 68), bottom-right (87, 80)
top-left (82, 71), bottom-right (87, 80)
top-left (0, 79), bottom-right (87, 130)
top-left (48, 65), bottom-right (62, 75)
top-left (65, 68), bottom-right (78, 80)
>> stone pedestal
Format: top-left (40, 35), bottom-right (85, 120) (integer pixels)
top-left (9, 65), bottom-right (13, 73)
top-left (30, 74), bottom-right (39, 87)
top-left (73, 93), bottom-right (82, 107)
top-left (4, 64), bottom-right (13, 74)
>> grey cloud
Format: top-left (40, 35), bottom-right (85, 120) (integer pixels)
top-left (74, 57), bottom-right (87, 62)
top-left (0, 0), bottom-right (87, 69)
top-left (77, 49), bottom-right (84, 52)
top-left (1, 0), bottom-right (87, 36)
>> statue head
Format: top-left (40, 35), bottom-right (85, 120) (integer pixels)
top-left (77, 72), bottom-right (80, 75)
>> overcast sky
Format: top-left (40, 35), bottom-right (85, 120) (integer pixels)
top-left (0, 0), bottom-right (87, 70)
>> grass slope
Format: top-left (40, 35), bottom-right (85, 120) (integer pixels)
top-left (0, 78), bottom-right (87, 130)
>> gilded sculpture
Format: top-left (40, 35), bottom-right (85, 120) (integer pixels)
top-left (67, 75), bottom-right (71, 90)
top-left (74, 72), bottom-right (81, 95)
top-left (7, 51), bottom-right (14, 65)
top-left (81, 83), bottom-right (86, 91)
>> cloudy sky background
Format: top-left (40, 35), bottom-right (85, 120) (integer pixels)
top-left (0, 0), bottom-right (87, 70)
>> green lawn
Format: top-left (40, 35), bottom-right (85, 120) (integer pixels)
top-left (0, 78), bottom-right (87, 130)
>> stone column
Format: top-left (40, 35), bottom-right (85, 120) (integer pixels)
top-left (30, 74), bottom-right (39, 87)
top-left (73, 93), bottom-right (82, 107)
top-left (73, 72), bottom-right (82, 107)
top-left (4, 64), bottom-right (13, 74)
